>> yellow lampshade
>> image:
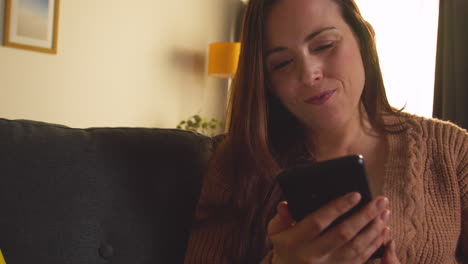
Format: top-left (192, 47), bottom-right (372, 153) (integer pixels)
top-left (208, 42), bottom-right (241, 79)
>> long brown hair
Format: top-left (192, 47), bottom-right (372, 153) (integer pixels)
top-left (209, 0), bottom-right (403, 262)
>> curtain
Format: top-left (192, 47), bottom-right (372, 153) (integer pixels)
top-left (433, 0), bottom-right (468, 129)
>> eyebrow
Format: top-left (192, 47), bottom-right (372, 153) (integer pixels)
top-left (265, 26), bottom-right (337, 58)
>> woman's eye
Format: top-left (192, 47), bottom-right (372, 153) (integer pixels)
top-left (273, 59), bottom-right (293, 70)
top-left (314, 42), bottom-right (335, 52)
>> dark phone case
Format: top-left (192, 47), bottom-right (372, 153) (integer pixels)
top-left (277, 155), bottom-right (384, 259)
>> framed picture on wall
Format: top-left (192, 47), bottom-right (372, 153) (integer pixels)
top-left (3, 0), bottom-right (60, 54)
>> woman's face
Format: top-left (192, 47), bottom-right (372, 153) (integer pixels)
top-left (264, 0), bottom-right (365, 131)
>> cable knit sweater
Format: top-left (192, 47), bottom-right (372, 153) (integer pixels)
top-left (184, 115), bottom-right (468, 263)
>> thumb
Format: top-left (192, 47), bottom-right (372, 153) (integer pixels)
top-left (381, 240), bottom-right (400, 264)
top-left (267, 201), bottom-right (295, 236)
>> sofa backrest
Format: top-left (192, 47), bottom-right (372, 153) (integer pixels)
top-left (0, 118), bottom-right (212, 264)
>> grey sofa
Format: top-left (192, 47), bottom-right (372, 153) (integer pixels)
top-left (0, 118), bottom-right (212, 264)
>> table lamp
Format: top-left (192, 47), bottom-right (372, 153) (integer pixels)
top-left (208, 42), bottom-right (241, 79)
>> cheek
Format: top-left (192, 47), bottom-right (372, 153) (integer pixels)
top-left (339, 42), bottom-right (365, 89)
top-left (269, 75), bottom-right (299, 101)
top-left (323, 48), bottom-right (365, 106)
top-left (269, 80), bottom-right (303, 116)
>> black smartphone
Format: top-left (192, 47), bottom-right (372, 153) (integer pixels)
top-left (276, 155), bottom-right (384, 259)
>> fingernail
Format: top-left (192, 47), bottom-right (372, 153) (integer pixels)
top-left (381, 226), bottom-right (390, 236)
top-left (377, 197), bottom-right (389, 209)
top-left (380, 209), bottom-right (391, 222)
top-left (348, 192), bottom-right (361, 203)
top-left (391, 240), bottom-right (396, 251)
top-left (277, 201), bottom-right (287, 211)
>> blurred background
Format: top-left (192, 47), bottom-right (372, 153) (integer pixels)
top-left (0, 0), bottom-right (466, 129)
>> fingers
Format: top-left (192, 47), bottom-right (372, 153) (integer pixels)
top-left (348, 211), bottom-right (390, 262)
top-left (382, 240), bottom-right (400, 264)
top-left (360, 227), bottom-right (389, 261)
top-left (268, 193), bottom-right (362, 262)
top-left (348, 209), bottom-right (390, 253)
top-left (268, 201), bottom-right (295, 236)
top-left (314, 196), bottom-right (389, 254)
top-left (267, 194), bottom-right (393, 264)
top-left (291, 192), bottom-right (362, 240)
top-left (278, 201), bottom-right (295, 223)
top-left (267, 202), bottom-right (299, 263)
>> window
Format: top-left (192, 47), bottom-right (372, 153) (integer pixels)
top-left (355, 0), bottom-right (440, 117)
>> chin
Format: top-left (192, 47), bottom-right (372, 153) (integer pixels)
top-left (303, 112), bottom-right (351, 131)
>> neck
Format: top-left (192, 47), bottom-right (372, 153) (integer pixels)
top-left (306, 108), bottom-right (377, 161)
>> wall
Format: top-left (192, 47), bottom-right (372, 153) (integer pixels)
top-left (0, 0), bottom-right (242, 128)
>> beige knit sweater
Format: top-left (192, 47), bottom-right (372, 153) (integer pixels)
top-left (184, 116), bottom-right (468, 263)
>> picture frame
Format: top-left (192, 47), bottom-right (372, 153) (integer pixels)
top-left (3, 0), bottom-right (60, 54)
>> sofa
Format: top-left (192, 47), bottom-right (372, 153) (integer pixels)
top-left (0, 118), bottom-right (213, 264)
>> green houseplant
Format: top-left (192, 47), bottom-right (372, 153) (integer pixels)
top-left (176, 114), bottom-right (225, 137)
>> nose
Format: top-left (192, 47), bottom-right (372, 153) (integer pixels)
top-left (299, 59), bottom-right (323, 88)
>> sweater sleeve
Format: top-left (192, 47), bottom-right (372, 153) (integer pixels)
top-left (183, 167), bottom-right (233, 264)
top-left (184, 134), bottom-right (272, 264)
top-left (183, 135), bottom-right (231, 264)
top-left (455, 127), bottom-right (468, 261)
top-left (260, 250), bottom-right (274, 264)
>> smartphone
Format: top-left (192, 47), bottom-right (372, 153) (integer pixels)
top-left (276, 155), bottom-right (384, 259)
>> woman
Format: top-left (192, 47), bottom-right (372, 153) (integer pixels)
top-left (184, 0), bottom-right (468, 263)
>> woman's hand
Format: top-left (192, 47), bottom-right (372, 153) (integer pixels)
top-left (267, 192), bottom-right (390, 264)
top-left (381, 240), bottom-right (401, 264)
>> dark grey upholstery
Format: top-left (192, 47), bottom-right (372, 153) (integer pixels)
top-left (0, 118), bottom-right (212, 264)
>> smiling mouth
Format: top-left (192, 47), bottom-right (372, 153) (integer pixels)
top-left (305, 90), bottom-right (336, 105)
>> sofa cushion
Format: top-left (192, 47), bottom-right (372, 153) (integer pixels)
top-left (0, 118), bottom-right (211, 264)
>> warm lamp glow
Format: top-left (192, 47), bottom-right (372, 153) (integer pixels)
top-left (208, 42), bottom-right (241, 79)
